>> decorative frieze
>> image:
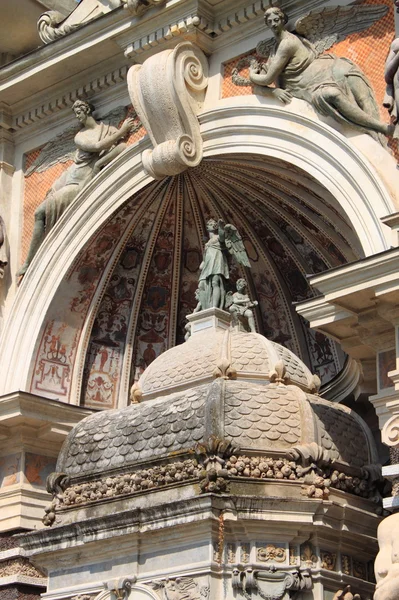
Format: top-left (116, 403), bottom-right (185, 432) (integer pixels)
top-left (151, 576), bottom-right (209, 600)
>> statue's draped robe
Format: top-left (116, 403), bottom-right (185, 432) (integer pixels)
top-left (45, 122), bottom-right (117, 233)
top-left (199, 236), bottom-right (230, 308)
top-left (268, 37), bottom-right (379, 129)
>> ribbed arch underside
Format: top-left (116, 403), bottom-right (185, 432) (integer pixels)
top-left (80, 154), bottom-right (361, 409)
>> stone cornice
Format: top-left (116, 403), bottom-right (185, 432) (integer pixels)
top-left (13, 65), bottom-right (129, 131)
top-left (305, 248), bottom-right (399, 301)
top-left (0, 0), bottom-right (365, 132)
top-left (0, 390), bottom-right (93, 439)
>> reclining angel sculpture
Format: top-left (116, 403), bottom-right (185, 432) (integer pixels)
top-left (18, 100), bottom-right (136, 277)
top-left (233, 2), bottom-right (392, 140)
top-left (198, 218), bottom-right (250, 310)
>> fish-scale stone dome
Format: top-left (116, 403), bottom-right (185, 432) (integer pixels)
top-left (138, 308), bottom-right (319, 400)
top-left (57, 309), bottom-right (376, 479)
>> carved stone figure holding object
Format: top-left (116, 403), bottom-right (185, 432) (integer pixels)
top-left (18, 100), bottom-right (135, 277)
top-left (226, 278), bottom-right (258, 332)
top-left (247, 2), bottom-right (392, 140)
top-left (198, 219), bottom-right (250, 310)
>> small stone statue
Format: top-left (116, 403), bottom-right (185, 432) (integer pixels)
top-left (18, 100), bottom-right (135, 277)
top-left (247, 2), bottom-right (392, 139)
top-left (226, 278), bottom-right (258, 332)
top-left (198, 219), bottom-right (250, 310)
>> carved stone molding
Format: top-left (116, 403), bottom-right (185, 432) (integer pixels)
top-left (127, 41), bottom-right (208, 179)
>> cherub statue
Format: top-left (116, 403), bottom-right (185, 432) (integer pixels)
top-left (18, 100), bottom-right (136, 277)
top-left (198, 219), bottom-right (250, 310)
top-left (226, 278), bottom-right (258, 332)
top-left (235, 2), bottom-right (392, 140)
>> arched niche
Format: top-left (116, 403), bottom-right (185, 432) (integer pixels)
top-left (0, 100), bottom-right (395, 406)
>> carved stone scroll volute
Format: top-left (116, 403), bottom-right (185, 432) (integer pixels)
top-left (127, 41), bottom-right (208, 179)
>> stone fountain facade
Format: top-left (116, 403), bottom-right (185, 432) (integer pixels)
top-left (21, 310), bottom-right (381, 600)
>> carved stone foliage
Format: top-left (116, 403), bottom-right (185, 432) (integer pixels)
top-left (196, 436), bottom-right (238, 494)
top-left (257, 545), bottom-right (286, 564)
top-left (321, 551), bottom-right (336, 571)
top-left (43, 448), bottom-right (380, 524)
top-left (232, 567), bottom-right (312, 600)
top-left (127, 42), bottom-right (208, 179)
top-left (300, 542), bottom-right (317, 568)
top-left (151, 577), bottom-right (209, 600)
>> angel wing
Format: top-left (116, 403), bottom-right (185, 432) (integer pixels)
top-left (224, 224), bottom-right (251, 268)
top-left (295, 4), bottom-right (388, 57)
top-left (25, 106), bottom-right (130, 176)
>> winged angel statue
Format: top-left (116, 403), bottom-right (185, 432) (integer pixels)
top-left (198, 218), bottom-right (250, 310)
top-left (232, 2), bottom-right (393, 140)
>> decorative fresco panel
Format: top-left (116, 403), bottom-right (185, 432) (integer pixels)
top-left (81, 197), bottom-right (162, 408)
top-left (131, 192), bottom-right (178, 382)
top-left (30, 198), bottom-right (141, 399)
top-left (24, 453), bottom-right (57, 487)
top-left (0, 454), bottom-right (21, 487)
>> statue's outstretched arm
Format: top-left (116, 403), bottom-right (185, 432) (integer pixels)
top-left (78, 118), bottom-right (135, 153)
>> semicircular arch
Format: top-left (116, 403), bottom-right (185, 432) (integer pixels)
top-left (0, 101), bottom-right (394, 400)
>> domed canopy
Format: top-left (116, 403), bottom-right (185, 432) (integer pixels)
top-left (58, 311), bottom-right (376, 479)
top-left (139, 309), bottom-right (319, 399)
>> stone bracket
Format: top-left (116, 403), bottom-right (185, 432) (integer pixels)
top-left (127, 41), bottom-right (208, 178)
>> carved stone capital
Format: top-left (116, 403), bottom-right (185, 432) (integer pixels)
top-left (127, 41), bottom-right (208, 179)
